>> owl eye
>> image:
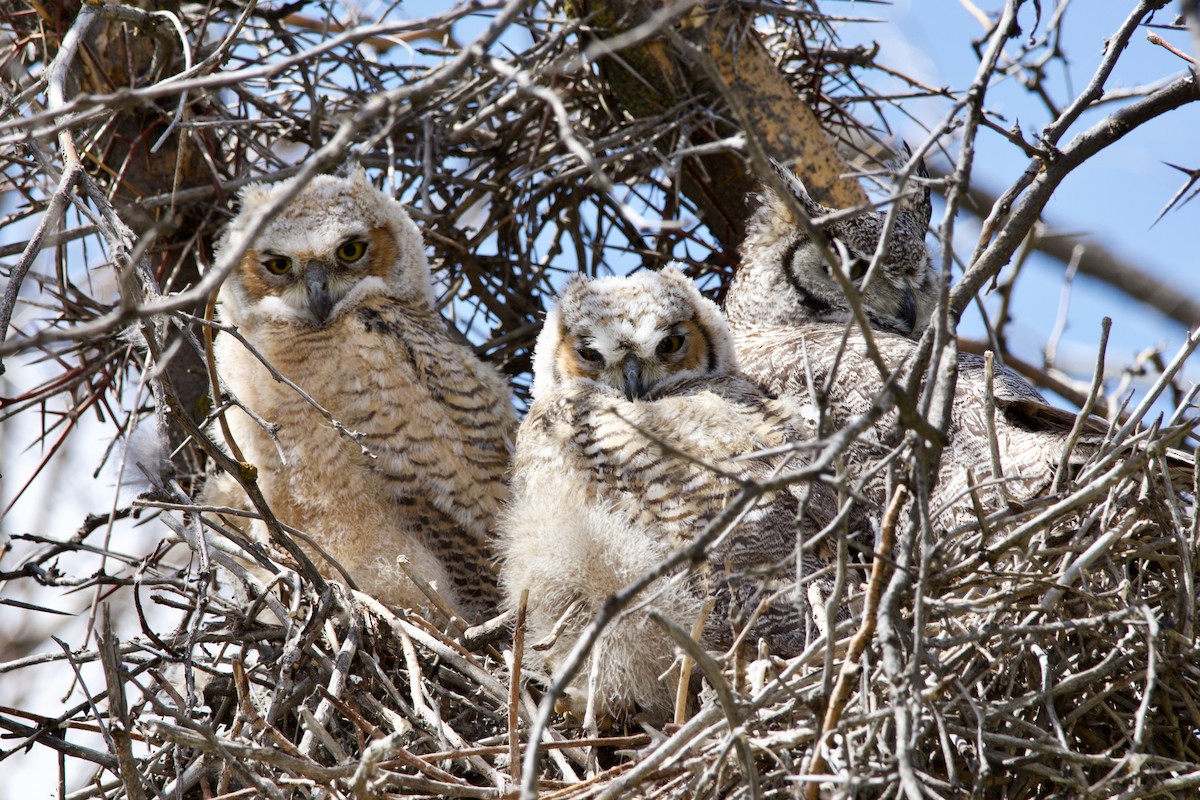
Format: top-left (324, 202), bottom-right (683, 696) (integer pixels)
top-left (576, 345), bottom-right (603, 364)
top-left (848, 257), bottom-right (870, 281)
top-left (263, 256), bottom-right (293, 275)
top-left (657, 334), bottom-right (686, 356)
top-left (337, 239), bottom-right (368, 263)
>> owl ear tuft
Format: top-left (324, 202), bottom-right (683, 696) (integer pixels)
top-left (895, 143), bottom-right (932, 230)
top-left (656, 265), bottom-right (700, 301)
top-left (236, 181), bottom-right (272, 210)
top-left (560, 272), bottom-right (591, 298)
top-left (656, 263), bottom-right (687, 283)
top-left (338, 161), bottom-right (370, 187)
top-left (765, 158), bottom-right (828, 219)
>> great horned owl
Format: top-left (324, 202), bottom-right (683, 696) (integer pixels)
top-left (725, 160), bottom-right (937, 338)
top-left (726, 162), bottom-right (1113, 529)
top-left (204, 168), bottom-right (516, 621)
top-left (500, 267), bottom-right (863, 722)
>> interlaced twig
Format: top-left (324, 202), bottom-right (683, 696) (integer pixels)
top-left (1, 2), bottom-right (1197, 798)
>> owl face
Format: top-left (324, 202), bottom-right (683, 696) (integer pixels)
top-left (216, 167), bottom-right (434, 326)
top-left (727, 162), bottom-right (935, 337)
top-left (531, 267), bottom-right (736, 401)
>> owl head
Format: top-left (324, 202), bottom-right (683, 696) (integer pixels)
top-left (531, 267), bottom-right (736, 401)
top-left (215, 167), bottom-right (434, 326)
top-left (726, 160), bottom-right (935, 337)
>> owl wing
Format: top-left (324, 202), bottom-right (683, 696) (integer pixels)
top-left (510, 374), bottom-right (853, 656)
top-left (348, 298), bottom-right (517, 615)
top-left (957, 352), bottom-right (1110, 435)
top-left (734, 322), bottom-right (1125, 514)
top-left (735, 321), bottom-right (1112, 442)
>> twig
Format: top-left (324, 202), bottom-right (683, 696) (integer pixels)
top-left (298, 590), bottom-right (361, 758)
top-left (674, 596), bottom-right (715, 726)
top-left (96, 606), bottom-right (148, 800)
top-left (0, 164), bottom-right (81, 368)
top-left (954, 71), bottom-right (1200, 316)
top-left (509, 588), bottom-right (528, 787)
top-left (805, 485), bottom-right (906, 799)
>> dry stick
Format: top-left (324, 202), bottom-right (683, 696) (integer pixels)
top-left (49, 635), bottom-right (128, 776)
top-left (1052, 318), bottom-right (1112, 493)
top-left (463, 609), bottom-right (515, 650)
top-left (204, 292), bottom-right (246, 464)
top-left (972, 0), bottom-right (1170, 262)
top-left (944, 167), bottom-right (1200, 328)
top-left (650, 610), bottom-right (760, 800)
top-left (1148, 32), bottom-right (1199, 64)
top-left (378, 737), bottom-right (468, 786)
top-left (147, 720), bottom-right (351, 784)
top-left (423, 735), bottom-right (650, 762)
top-left (911, 0), bottom-right (1025, 461)
top-left (0, 8), bottom-right (485, 142)
top-left (0, 163), bottom-right (81, 366)
top-left (510, 588), bottom-right (528, 787)
top-left (1099, 325), bottom-right (1200, 458)
top-left (350, 733), bottom-right (401, 799)
top-left (594, 708), bottom-right (727, 800)
top-left (805, 486), bottom-right (907, 800)
top-left (0, 713), bottom-right (121, 773)
top-left (96, 607), bottom-right (148, 800)
top-left (44, 1), bottom-right (97, 164)
top-left (953, 70), bottom-right (1200, 319)
top-left (298, 705), bottom-right (348, 762)
top-left (0, 0), bottom-right (531, 360)
top-left (298, 593), bottom-right (362, 758)
top-left (981, 351), bottom-right (1013, 506)
top-left (360, 597), bottom-right (507, 787)
top-left (357, 595), bottom-right (510, 704)
top-left (395, 556), bottom-right (467, 634)
top-left (231, 657), bottom-right (309, 760)
top-left (674, 597), bottom-right (716, 726)
top-left (1044, 242), bottom-right (1085, 369)
top-left (865, 10), bottom-right (1019, 799)
top-left (963, 468), bottom-right (995, 545)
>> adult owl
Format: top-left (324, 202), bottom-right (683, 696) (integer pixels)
top-left (500, 268), bottom-right (865, 722)
top-left (725, 163), bottom-right (1111, 529)
top-left (204, 168), bottom-right (516, 621)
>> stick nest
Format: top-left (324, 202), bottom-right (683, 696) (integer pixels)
top-left (2, 1), bottom-right (1199, 797)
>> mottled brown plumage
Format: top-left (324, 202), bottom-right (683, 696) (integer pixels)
top-left (204, 168), bottom-right (516, 621)
top-left (727, 163), bottom-right (1120, 529)
top-left (501, 268), bottom-right (862, 721)
top-left (725, 159), bottom-right (936, 338)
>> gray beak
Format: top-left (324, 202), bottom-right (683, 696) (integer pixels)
top-left (306, 264), bottom-right (333, 323)
top-left (621, 352), bottom-right (646, 401)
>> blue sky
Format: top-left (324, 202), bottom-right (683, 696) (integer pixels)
top-left (836, 1), bottom-right (1199, 399)
top-left (1, 4), bottom-right (1196, 794)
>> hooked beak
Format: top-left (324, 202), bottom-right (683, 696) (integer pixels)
top-left (306, 263), bottom-right (333, 323)
top-left (621, 352), bottom-right (646, 401)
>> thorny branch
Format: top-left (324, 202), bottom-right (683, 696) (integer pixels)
top-left (1, 2), bottom-right (1198, 799)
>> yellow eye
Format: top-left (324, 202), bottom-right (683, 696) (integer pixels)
top-left (657, 334), bottom-right (686, 356)
top-left (263, 256), bottom-right (292, 275)
top-left (337, 240), bottom-right (368, 262)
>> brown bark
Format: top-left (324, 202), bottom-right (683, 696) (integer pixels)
top-left (62, 0), bottom-right (223, 476)
top-left (565, 0), bottom-right (866, 254)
